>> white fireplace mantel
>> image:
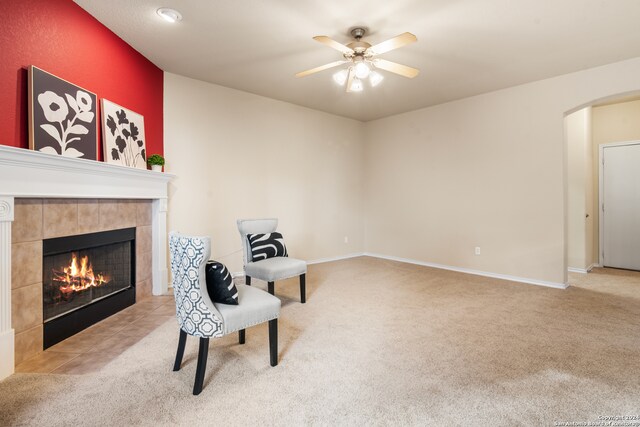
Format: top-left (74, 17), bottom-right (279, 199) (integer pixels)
top-left (0, 145), bottom-right (174, 380)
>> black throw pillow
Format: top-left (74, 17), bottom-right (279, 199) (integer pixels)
top-left (247, 232), bottom-right (288, 261)
top-left (205, 261), bottom-right (238, 305)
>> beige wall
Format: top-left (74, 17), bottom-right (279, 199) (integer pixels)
top-left (584, 110), bottom-right (595, 269)
top-left (364, 58), bottom-right (640, 285)
top-left (565, 107), bottom-right (593, 270)
top-left (591, 99), bottom-right (640, 263)
top-left (164, 73), bottom-right (365, 274)
top-left (165, 57), bottom-right (640, 285)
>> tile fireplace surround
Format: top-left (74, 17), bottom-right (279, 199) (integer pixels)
top-left (0, 145), bottom-right (174, 380)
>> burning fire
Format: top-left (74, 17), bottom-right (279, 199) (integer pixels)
top-left (52, 253), bottom-right (109, 296)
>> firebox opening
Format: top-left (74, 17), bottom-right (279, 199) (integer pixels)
top-left (42, 227), bottom-right (136, 348)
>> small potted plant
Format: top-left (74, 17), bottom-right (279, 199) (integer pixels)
top-left (147, 154), bottom-right (165, 172)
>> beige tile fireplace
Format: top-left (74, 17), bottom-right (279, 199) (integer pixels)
top-left (11, 198), bottom-right (153, 365)
top-left (0, 145), bottom-right (173, 380)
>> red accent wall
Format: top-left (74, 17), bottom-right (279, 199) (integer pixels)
top-left (1, 0), bottom-right (163, 159)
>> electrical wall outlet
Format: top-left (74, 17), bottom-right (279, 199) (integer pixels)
top-left (344, 236), bottom-right (349, 244)
top-left (475, 247), bottom-right (481, 255)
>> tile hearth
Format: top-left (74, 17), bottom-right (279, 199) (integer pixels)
top-left (15, 294), bottom-right (174, 374)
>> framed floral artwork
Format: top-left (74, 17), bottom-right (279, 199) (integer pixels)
top-left (28, 66), bottom-right (98, 159)
top-left (101, 99), bottom-right (147, 169)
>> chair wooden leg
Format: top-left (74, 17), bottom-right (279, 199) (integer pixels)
top-left (246, 276), bottom-right (251, 286)
top-left (239, 329), bottom-right (245, 344)
top-left (193, 337), bottom-right (209, 395)
top-left (300, 273), bottom-right (306, 304)
top-left (173, 329), bottom-right (187, 371)
top-left (269, 319), bottom-right (278, 367)
top-left (268, 281), bottom-right (274, 295)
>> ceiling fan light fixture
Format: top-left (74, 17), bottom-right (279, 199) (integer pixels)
top-left (369, 71), bottom-right (384, 87)
top-left (333, 69), bottom-right (349, 86)
top-left (296, 28), bottom-right (418, 93)
top-left (157, 7), bottom-right (182, 23)
top-left (354, 61), bottom-right (370, 79)
top-left (349, 78), bottom-right (363, 92)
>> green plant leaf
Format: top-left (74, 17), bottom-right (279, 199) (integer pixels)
top-left (146, 154), bottom-right (164, 165)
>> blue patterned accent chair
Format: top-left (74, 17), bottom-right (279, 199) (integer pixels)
top-left (169, 232), bottom-right (281, 395)
top-left (237, 218), bottom-right (308, 303)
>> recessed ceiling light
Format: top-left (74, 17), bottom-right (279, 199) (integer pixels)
top-left (157, 7), bottom-right (182, 23)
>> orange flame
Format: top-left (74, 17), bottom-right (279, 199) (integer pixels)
top-left (52, 253), bottom-right (109, 295)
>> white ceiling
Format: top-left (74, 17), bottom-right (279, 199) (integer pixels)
top-left (74, 0), bottom-right (640, 121)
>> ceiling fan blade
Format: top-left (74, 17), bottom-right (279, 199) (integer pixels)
top-left (313, 36), bottom-right (355, 55)
top-left (373, 59), bottom-right (419, 78)
top-left (295, 60), bottom-right (347, 78)
top-left (367, 32), bottom-right (417, 56)
top-left (345, 67), bottom-right (355, 92)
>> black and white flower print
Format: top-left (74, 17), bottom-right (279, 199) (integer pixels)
top-left (36, 89), bottom-right (95, 158)
top-left (29, 66), bottom-right (98, 160)
top-left (102, 100), bottom-right (147, 169)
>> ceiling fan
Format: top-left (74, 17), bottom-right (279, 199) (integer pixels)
top-left (296, 27), bottom-right (419, 92)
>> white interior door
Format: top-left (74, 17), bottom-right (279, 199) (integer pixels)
top-left (602, 143), bottom-right (640, 270)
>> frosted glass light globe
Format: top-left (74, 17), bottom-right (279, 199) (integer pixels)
top-left (332, 69), bottom-right (349, 86)
top-left (350, 78), bottom-right (363, 92)
top-left (354, 61), bottom-right (370, 79)
top-left (369, 71), bottom-right (384, 87)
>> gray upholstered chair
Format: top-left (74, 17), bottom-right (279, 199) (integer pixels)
top-left (169, 232), bottom-right (280, 395)
top-left (237, 218), bottom-right (307, 303)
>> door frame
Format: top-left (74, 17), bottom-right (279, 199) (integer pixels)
top-left (598, 140), bottom-right (640, 266)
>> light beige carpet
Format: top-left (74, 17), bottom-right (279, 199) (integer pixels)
top-left (1, 257), bottom-right (639, 426)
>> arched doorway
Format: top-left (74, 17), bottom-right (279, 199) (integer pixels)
top-left (564, 91), bottom-right (640, 285)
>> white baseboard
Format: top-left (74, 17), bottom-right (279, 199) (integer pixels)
top-left (568, 263), bottom-right (597, 274)
top-left (363, 252), bottom-right (568, 289)
top-left (307, 252), bottom-right (365, 265)
top-left (229, 252), bottom-right (568, 290)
